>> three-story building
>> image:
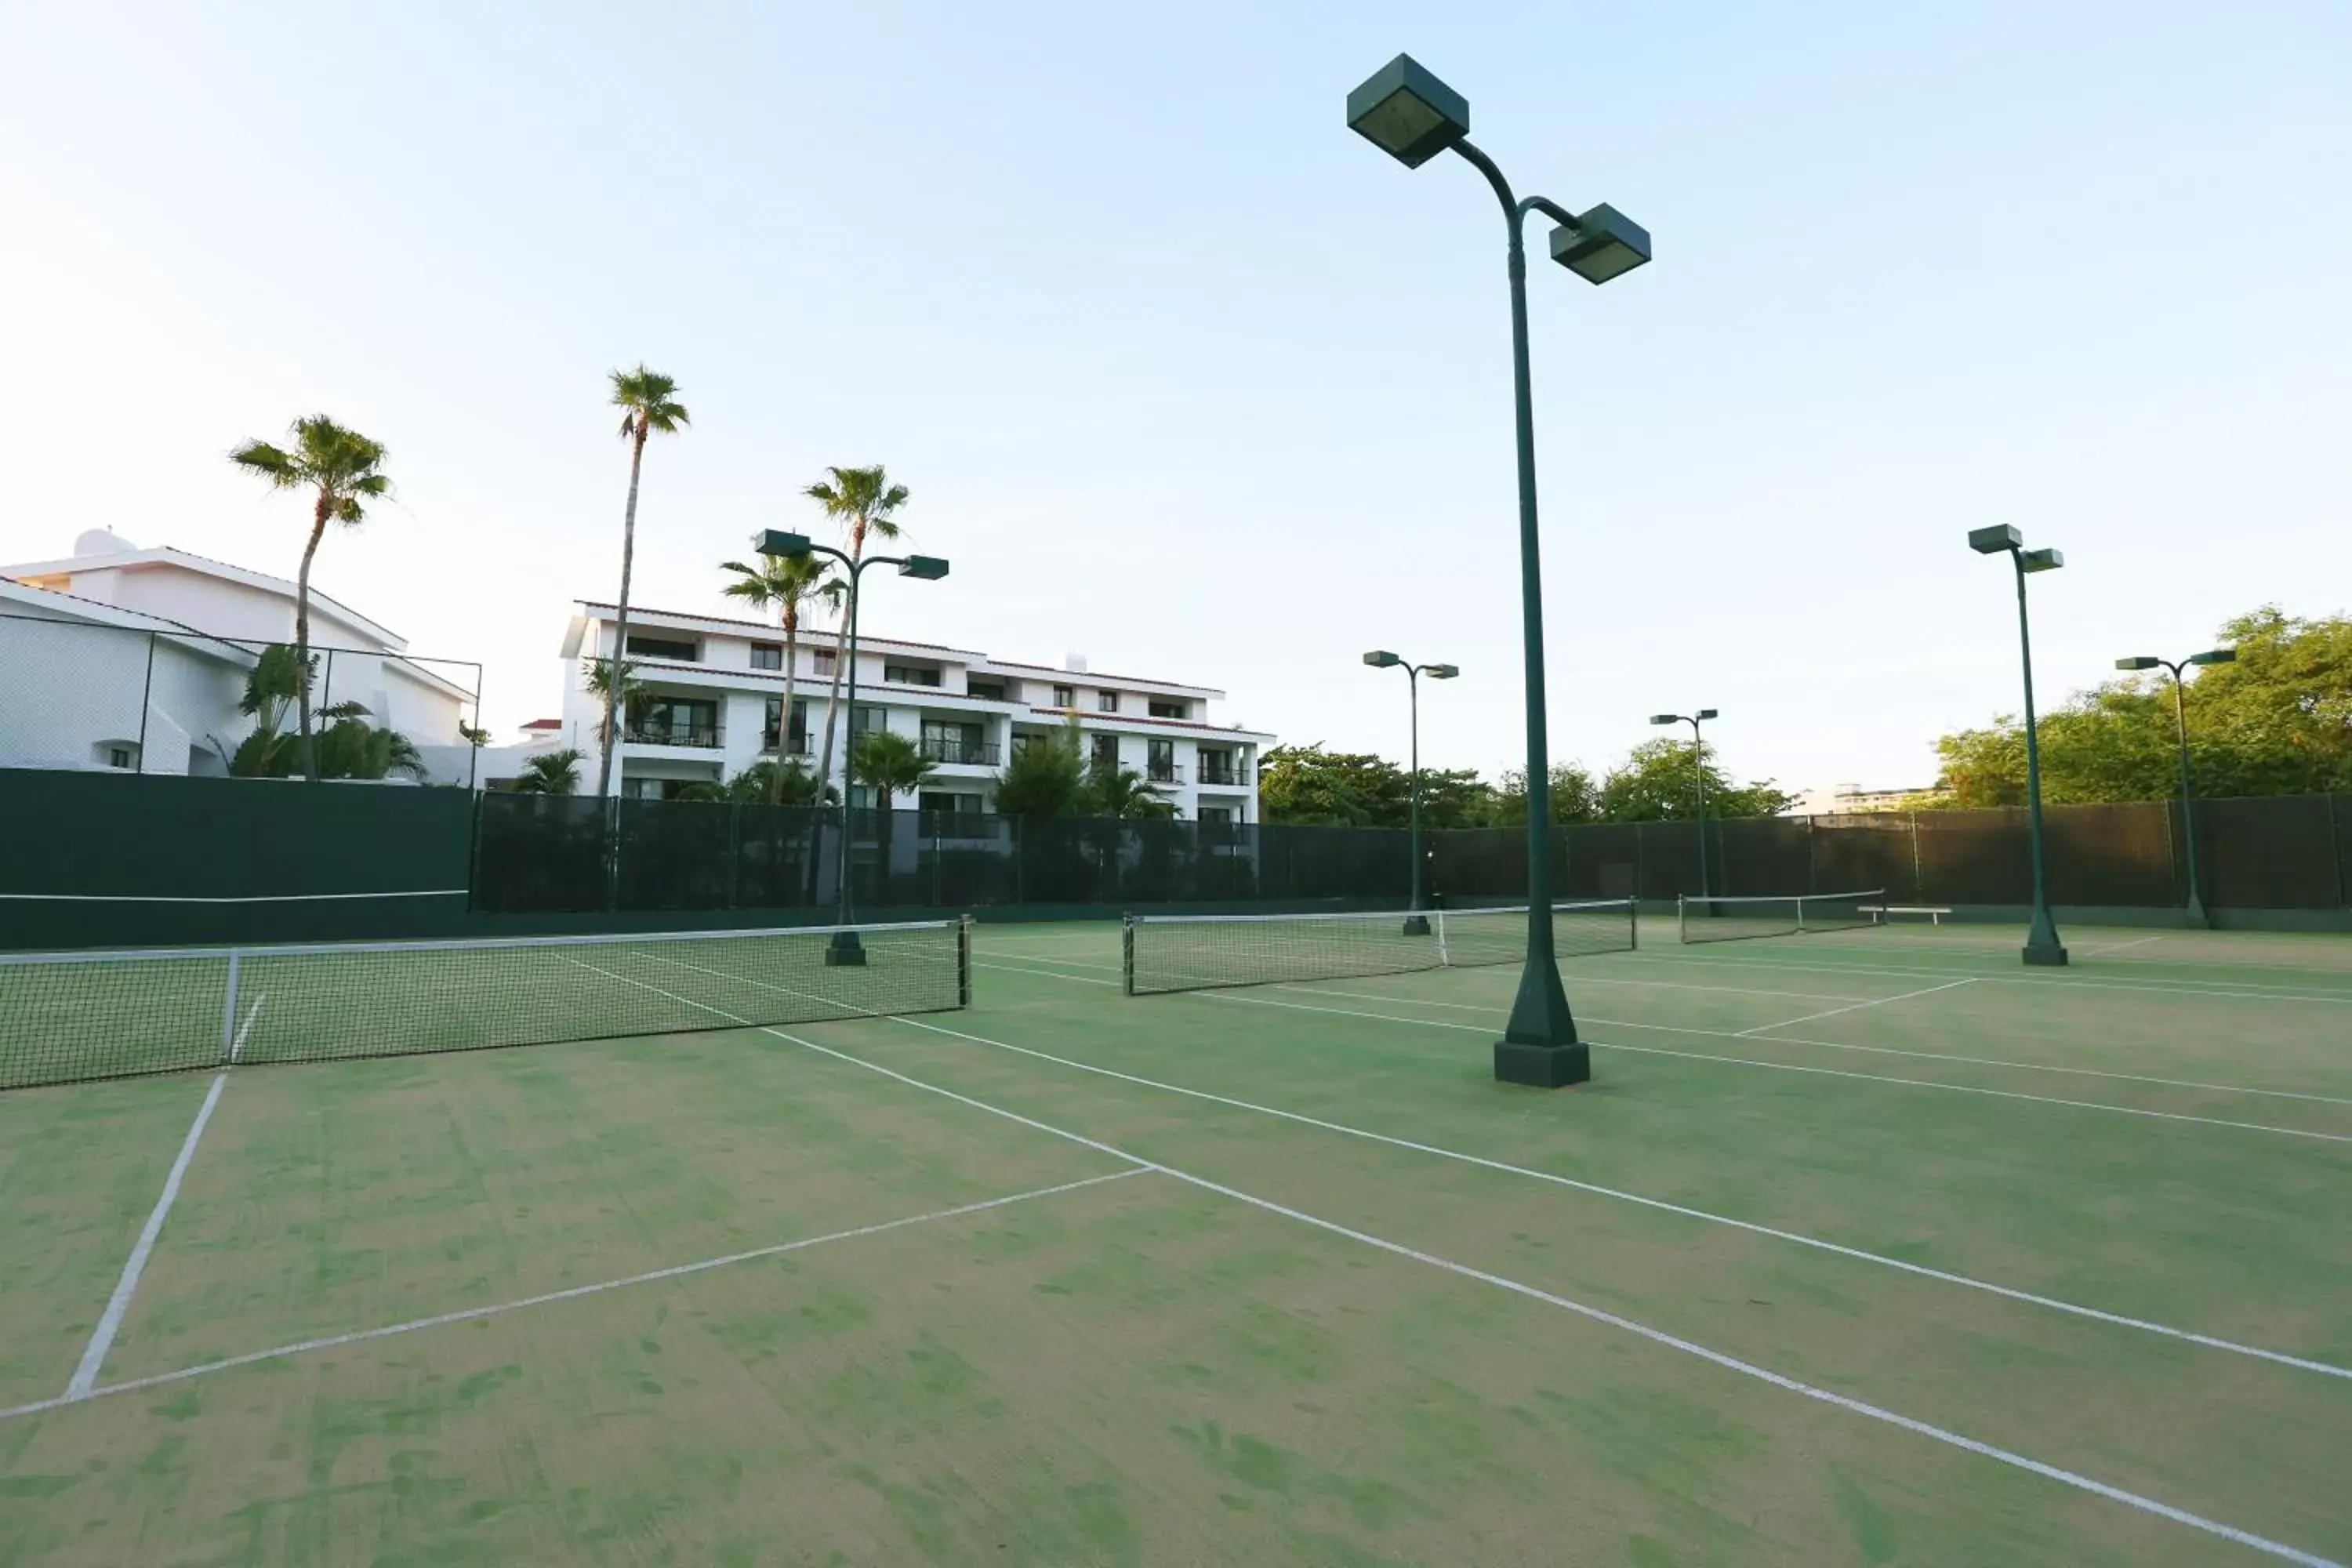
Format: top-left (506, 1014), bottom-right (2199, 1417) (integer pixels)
top-left (557, 601), bottom-right (1269, 822)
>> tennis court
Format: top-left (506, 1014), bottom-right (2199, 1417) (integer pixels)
top-left (2, 909), bottom-right (2347, 1565)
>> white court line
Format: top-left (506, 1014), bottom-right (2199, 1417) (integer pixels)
top-left (1192, 991), bottom-right (2352, 1145)
top-left (977, 960), bottom-right (1120, 986)
top-left (550, 963), bottom-right (2341, 1568)
top-left (64, 1072), bottom-right (230, 1399)
top-left (227, 992), bottom-right (267, 1063)
top-left (2, 1169), bottom-right (1144, 1425)
top-left (1259, 984), bottom-right (2352, 1109)
top-left (1602, 951), bottom-right (2352, 1006)
top-left (1735, 978), bottom-right (1979, 1036)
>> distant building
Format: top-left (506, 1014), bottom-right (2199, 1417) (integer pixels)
top-left (1793, 782), bottom-right (1935, 816)
top-left (0, 530), bottom-right (477, 782)
top-left (559, 601), bottom-right (1272, 820)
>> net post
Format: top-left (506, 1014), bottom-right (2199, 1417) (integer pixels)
top-left (1676, 895), bottom-right (1688, 945)
top-left (1120, 914), bottom-right (1137, 996)
top-left (218, 950), bottom-right (241, 1063)
top-left (957, 914), bottom-right (973, 1008)
top-left (1627, 896), bottom-right (1639, 950)
top-left (1436, 907), bottom-right (1450, 967)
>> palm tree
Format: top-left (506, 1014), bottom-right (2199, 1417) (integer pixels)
top-left (582, 657), bottom-right (644, 747)
top-left (1088, 763), bottom-right (1178, 820)
top-left (229, 416), bottom-right (391, 780)
top-left (803, 465), bottom-right (909, 798)
top-left (597, 365), bottom-right (690, 799)
top-left (513, 749), bottom-right (583, 795)
top-left (717, 550), bottom-right (843, 802)
top-left (851, 729), bottom-right (936, 809)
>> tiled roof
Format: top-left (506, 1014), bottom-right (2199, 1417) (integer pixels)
top-left (578, 601), bottom-right (985, 659)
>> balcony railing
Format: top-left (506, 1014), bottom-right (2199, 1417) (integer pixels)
top-left (920, 737), bottom-right (1002, 767)
top-left (1197, 761), bottom-right (1242, 786)
top-left (1146, 760), bottom-right (1184, 784)
top-left (760, 731), bottom-right (813, 757)
top-left (626, 722), bottom-right (723, 749)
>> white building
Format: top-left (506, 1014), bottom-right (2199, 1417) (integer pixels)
top-left (0, 578), bottom-right (256, 774)
top-left (558, 601), bottom-right (1270, 822)
top-left (0, 530), bottom-right (478, 782)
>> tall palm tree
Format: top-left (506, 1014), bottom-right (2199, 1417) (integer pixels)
top-left (598, 365), bottom-right (690, 798)
top-left (717, 550), bottom-right (843, 802)
top-left (581, 657), bottom-right (644, 746)
top-left (803, 465), bottom-right (909, 799)
top-left (229, 416), bottom-right (391, 780)
top-left (851, 729), bottom-right (937, 809)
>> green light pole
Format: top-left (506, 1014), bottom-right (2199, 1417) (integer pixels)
top-left (1969, 525), bottom-right (2067, 966)
top-left (2115, 648), bottom-right (2235, 928)
top-left (1363, 651), bottom-right (1459, 934)
top-left (756, 529), bottom-right (949, 965)
top-left (1348, 54), bottom-right (1650, 1089)
top-left (1650, 709), bottom-right (1719, 899)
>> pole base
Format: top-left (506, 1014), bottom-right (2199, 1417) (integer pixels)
top-left (2021, 942), bottom-right (2069, 967)
top-left (2184, 895), bottom-right (2212, 931)
top-left (1402, 914), bottom-right (1432, 936)
top-left (824, 931), bottom-right (868, 967)
top-left (1494, 1040), bottom-right (1590, 1088)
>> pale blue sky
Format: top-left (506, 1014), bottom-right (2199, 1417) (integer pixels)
top-left (3, 2), bottom-right (2345, 793)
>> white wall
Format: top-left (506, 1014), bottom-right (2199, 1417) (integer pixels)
top-left (0, 612), bottom-right (247, 775)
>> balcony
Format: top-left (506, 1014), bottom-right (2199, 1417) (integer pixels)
top-left (626, 722), bottom-right (723, 750)
top-left (920, 736), bottom-right (1002, 767)
top-left (1146, 760), bottom-right (1185, 785)
top-left (1198, 760), bottom-right (1243, 786)
top-left (760, 730), bottom-right (814, 758)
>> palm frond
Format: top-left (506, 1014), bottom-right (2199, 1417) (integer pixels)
top-left (609, 365), bottom-right (689, 435)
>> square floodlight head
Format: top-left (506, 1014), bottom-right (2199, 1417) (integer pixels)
top-left (1362, 650), bottom-right (1402, 668)
top-left (1549, 205), bottom-right (1652, 285)
top-left (1345, 55), bottom-right (1470, 169)
top-left (898, 555), bottom-right (950, 581)
top-left (1649, 713), bottom-right (1681, 726)
top-left (757, 529), bottom-right (813, 557)
top-left (1968, 524), bottom-right (2022, 555)
top-left (1425, 663), bottom-right (1460, 679)
top-left (2188, 648), bottom-right (2237, 666)
top-left (2115, 657), bottom-right (2161, 671)
top-left (1696, 707), bottom-right (1719, 720)
top-left (2020, 547), bottom-right (2063, 573)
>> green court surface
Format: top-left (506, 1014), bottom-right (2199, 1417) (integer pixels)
top-left (2, 915), bottom-right (2347, 1565)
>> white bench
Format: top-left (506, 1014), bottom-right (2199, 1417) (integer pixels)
top-left (1860, 905), bottom-right (1953, 926)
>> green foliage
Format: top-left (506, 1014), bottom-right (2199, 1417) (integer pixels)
top-left (610, 365), bottom-right (691, 441)
top-left (457, 723), bottom-right (491, 748)
top-left (803, 464), bottom-right (909, 552)
top-left (1086, 762), bottom-right (1178, 820)
top-left (1929, 606), bottom-right (2352, 806)
top-left (580, 658), bottom-right (644, 745)
top-left (227, 416), bottom-right (392, 526)
top-left (1597, 738), bottom-right (1796, 822)
top-left (851, 730), bottom-right (935, 804)
top-left (510, 750), bottom-right (583, 795)
top-left (1258, 743), bottom-right (1494, 828)
top-left (725, 759), bottom-right (834, 806)
top-left (992, 722), bottom-right (1089, 818)
top-left (212, 646), bottom-right (419, 782)
top-left (1483, 764), bottom-right (1601, 826)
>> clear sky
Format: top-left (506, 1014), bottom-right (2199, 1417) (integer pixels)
top-left (3, 2), bottom-right (2345, 794)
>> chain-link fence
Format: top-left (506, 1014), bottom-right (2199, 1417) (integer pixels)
top-left (0, 611), bottom-right (482, 786)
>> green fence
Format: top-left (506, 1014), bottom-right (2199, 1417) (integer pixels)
top-left (3, 768), bottom-right (2348, 951)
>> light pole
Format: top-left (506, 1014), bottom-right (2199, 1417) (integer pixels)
top-left (2115, 648), bottom-right (2235, 928)
top-left (1969, 524), bottom-right (2067, 966)
top-left (756, 529), bottom-right (949, 965)
top-left (1364, 651), bottom-right (1459, 934)
top-left (1348, 54), bottom-right (1651, 1090)
top-left (1650, 709), bottom-right (1719, 899)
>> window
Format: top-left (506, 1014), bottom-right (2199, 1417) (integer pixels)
top-left (764, 697), bottom-right (809, 753)
top-left (1051, 684), bottom-right (1075, 708)
top-left (1197, 805), bottom-right (1235, 827)
top-left (1199, 748), bottom-right (1238, 786)
top-left (967, 679), bottom-right (1007, 702)
top-left (750, 642), bottom-right (782, 670)
top-left (1090, 735), bottom-right (1119, 774)
top-left (849, 706), bottom-right (885, 741)
top-left (1147, 739), bottom-right (1177, 782)
top-left (919, 791), bottom-right (983, 816)
top-left (1097, 691), bottom-right (1120, 713)
top-left (812, 648), bottom-right (837, 676)
top-left (920, 720), bottom-right (993, 766)
top-left (624, 634), bottom-right (699, 662)
top-left (1149, 699), bottom-right (1186, 719)
top-left (107, 746), bottom-right (134, 770)
top-left (884, 662), bottom-right (942, 687)
top-left (630, 696), bottom-right (720, 747)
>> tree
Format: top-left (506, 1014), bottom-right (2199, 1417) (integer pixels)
top-left (228, 415), bottom-right (391, 781)
top-left (726, 759), bottom-right (836, 806)
top-left (850, 729), bottom-right (936, 808)
top-left (597, 365), bottom-right (690, 799)
top-left (512, 750), bottom-right (583, 795)
top-left (1258, 744), bottom-right (1408, 825)
top-left (1483, 764), bottom-right (1599, 826)
top-left (802, 465), bottom-right (910, 797)
top-left (581, 657), bottom-right (644, 747)
top-left (992, 724), bottom-right (1087, 818)
top-left (718, 550), bottom-right (843, 802)
top-left (1086, 762), bottom-right (1178, 820)
top-left (1925, 606), bottom-right (2352, 806)
top-left (216, 643), bottom-right (310, 776)
top-left (312, 703), bottom-right (428, 781)
top-left (1596, 737), bottom-right (1795, 821)
top-left (458, 722), bottom-right (491, 749)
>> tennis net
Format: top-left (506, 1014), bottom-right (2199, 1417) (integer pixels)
top-left (1123, 901), bottom-right (1637, 995)
top-left (1676, 891), bottom-right (1883, 945)
top-left (0, 917), bottom-right (969, 1091)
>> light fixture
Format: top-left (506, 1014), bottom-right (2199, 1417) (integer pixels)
top-left (1344, 55), bottom-right (1470, 168)
top-left (755, 529), bottom-right (812, 557)
top-left (1548, 205), bottom-right (1653, 285)
top-left (2187, 649), bottom-right (2236, 667)
top-left (1426, 663), bottom-right (1460, 679)
top-left (1362, 650), bottom-right (1403, 667)
top-left (898, 555), bottom-right (950, 580)
top-left (1968, 524), bottom-right (2023, 554)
